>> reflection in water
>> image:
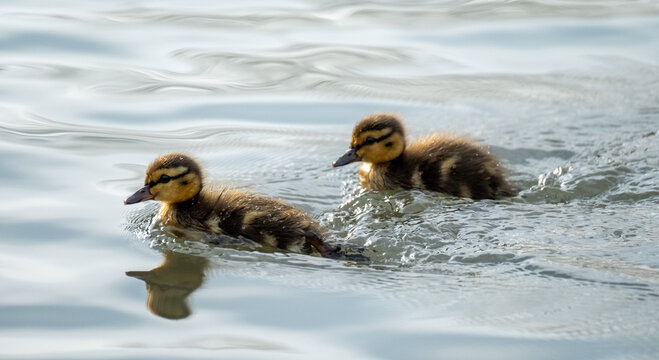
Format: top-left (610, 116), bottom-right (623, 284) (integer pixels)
top-left (126, 251), bottom-right (207, 320)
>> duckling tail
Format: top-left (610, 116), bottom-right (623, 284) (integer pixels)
top-left (325, 244), bottom-right (371, 263)
top-left (497, 183), bottom-right (520, 198)
top-left (304, 231), bottom-right (370, 263)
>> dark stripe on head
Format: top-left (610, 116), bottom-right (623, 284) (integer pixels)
top-left (148, 169), bottom-right (191, 187)
top-left (353, 113), bottom-right (406, 139)
top-left (353, 132), bottom-right (394, 151)
top-left (146, 153), bottom-right (203, 186)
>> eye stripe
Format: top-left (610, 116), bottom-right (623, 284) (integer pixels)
top-left (353, 132), bottom-right (394, 150)
top-left (148, 169), bottom-right (191, 187)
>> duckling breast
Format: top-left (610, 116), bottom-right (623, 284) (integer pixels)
top-left (359, 162), bottom-right (399, 190)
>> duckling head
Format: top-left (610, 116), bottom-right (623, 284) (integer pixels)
top-left (124, 153), bottom-right (203, 205)
top-left (333, 113), bottom-right (406, 167)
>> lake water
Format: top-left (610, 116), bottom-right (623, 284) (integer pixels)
top-left (1, 1), bottom-right (658, 359)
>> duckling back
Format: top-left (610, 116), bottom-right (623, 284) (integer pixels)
top-left (161, 189), bottom-right (322, 253)
top-left (391, 134), bottom-right (516, 199)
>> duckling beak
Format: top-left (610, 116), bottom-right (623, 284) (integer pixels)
top-left (125, 270), bottom-right (153, 281)
top-left (124, 185), bottom-right (155, 205)
top-left (332, 148), bottom-right (361, 167)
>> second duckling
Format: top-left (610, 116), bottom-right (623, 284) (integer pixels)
top-left (333, 113), bottom-right (517, 199)
top-left (125, 153), bottom-right (363, 260)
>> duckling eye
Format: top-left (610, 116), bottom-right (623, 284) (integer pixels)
top-left (159, 174), bottom-right (171, 184)
top-left (364, 137), bottom-right (377, 146)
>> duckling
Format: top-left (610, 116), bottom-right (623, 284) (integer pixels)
top-left (125, 153), bottom-right (361, 260)
top-left (332, 113), bottom-right (517, 199)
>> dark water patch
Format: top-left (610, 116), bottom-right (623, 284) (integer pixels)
top-left (360, 330), bottom-right (642, 360)
top-left (570, 173), bottom-right (621, 199)
top-left (523, 263), bottom-right (658, 291)
top-left (0, 220), bottom-right (84, 242)
top-left (0, 31), bottom-right (123, 54)
top-left (521, 187), bottom-right (574, 204)
top-left (0, 151), bottom-right (39, 185)
top-left (198, 290), bottom-right (379, 330)
top-left (0, 304), bottom-right (140, 328)
top-left (0, 62), bottom-right (82, 79)
top-left (638, 107), bottom-right (659, 116)
top-left (450, 253), bottom-right (528, 265)
top-left (607, 190), bottom-right (659, 203)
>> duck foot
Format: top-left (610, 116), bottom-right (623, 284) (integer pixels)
top-left (304, 231), bottom-right (370, 263)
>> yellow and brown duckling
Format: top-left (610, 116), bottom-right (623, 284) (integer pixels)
top-left (332, 113), bottom-right (517, 199)
top-left (125, 153), bottom-right (363, 260)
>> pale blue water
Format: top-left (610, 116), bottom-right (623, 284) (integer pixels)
top-left (1, 1), bottom-right (658, 359)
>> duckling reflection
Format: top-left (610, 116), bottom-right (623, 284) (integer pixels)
top-left (126, 251), bottom-right (207, 320)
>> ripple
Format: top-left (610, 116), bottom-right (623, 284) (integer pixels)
top-left (0, 106), bottom-right (332, 153)
top-left (2, 50), bottom-right (636, 103)
top-left (0, 62), bottom-right (81, 79)
top-left (2, 44), bottom-right (656, 107)
top-left (34, 1), bottom-right (659, 30)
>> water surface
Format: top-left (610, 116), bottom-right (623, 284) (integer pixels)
top-left (1, 1), bottom-right (658, 359)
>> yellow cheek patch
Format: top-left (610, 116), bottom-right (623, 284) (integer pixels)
top-left (360, 132), bottom-right (405, 164)
top-left (152, 172), bottom-right (201, 204)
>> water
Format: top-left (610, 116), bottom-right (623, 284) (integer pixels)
top-left (1, 1), bottom-right (658, 359)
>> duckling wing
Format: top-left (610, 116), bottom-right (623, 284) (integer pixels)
top-left (209, 192), bottom-right (325, 254)
top-left (405, 134), bottom-right (514, 199)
